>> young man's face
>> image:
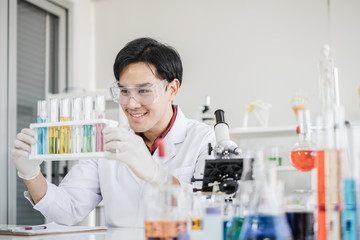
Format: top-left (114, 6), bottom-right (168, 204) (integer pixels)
top-left (118, 62), bottom-right (178, 134)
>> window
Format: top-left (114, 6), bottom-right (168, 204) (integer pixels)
top-left (1, 0), bottom-right (71, 225)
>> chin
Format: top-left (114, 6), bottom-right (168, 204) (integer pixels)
top-left (129, 123), bottom-right (148, 133)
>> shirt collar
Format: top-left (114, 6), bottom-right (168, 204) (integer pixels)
top-left (136, 105), bottom-right (178, 155)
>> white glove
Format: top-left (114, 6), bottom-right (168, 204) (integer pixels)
top-left (11, 128), bottom-right (43, 180)
top-left (103, 127), bottom-right (169, 185)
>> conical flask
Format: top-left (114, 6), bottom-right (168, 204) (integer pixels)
top-left (226, 157), bottom-right (254, 240)
top-left (239, 151), bottom-right (293, 240)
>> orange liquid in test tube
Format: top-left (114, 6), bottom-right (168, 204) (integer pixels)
top-left (315, 150), bottom-right (326, 240)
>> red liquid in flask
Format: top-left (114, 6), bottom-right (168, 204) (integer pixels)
top-left (290, 150), bottom-right (315, 171)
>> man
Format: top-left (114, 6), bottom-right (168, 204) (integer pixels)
top-left (11, 37), bottom-right (215, 227)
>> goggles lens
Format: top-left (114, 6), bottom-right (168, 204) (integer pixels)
top-left (110, 80), bottom-right (168, 105)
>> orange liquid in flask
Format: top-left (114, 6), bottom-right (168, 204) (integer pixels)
top-left (290, 150), bottom-right (315, 171)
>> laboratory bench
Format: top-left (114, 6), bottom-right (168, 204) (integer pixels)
top-left (0, 228), bottom-right (206, 240)
top-left (0, 228), bottom-right (144, 240)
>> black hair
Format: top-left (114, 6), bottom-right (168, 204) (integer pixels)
top-left (113, 37), bottom-right (183, 86)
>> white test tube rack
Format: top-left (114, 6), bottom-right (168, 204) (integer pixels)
top-left (29, 119), bottom-right (118, 161)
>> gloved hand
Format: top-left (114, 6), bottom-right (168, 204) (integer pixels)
top-left (11, 128), bottom-right (43, 180)
top-left (103, 127), bottom-right (169, 185)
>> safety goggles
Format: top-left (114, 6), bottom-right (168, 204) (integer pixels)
top-left (109, 80), bottom-right (168, 105)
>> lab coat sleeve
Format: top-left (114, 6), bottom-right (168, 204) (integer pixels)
top-left (29, 159), bottom-right (102, 225)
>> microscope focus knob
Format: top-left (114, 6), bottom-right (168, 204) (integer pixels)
top-left (208, 143), bottom-right (213, 155)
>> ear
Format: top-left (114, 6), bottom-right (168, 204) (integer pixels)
top-left (167, 79), bottom-right (180, 101)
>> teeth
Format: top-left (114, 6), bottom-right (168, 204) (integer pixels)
top-left (131, 113), bottom-right (145, 118)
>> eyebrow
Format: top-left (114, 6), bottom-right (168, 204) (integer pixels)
top-left (118, 82), bottom-right (152, 88)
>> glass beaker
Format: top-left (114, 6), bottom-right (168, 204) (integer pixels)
top-left (284, 189), bottom-right (315, 240)
top-left (144, 185), bottom-right (191, 240)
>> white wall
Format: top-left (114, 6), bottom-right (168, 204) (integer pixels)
top-left (92, 0), bottom-right (360, 128)
top-left (68, 0), bottom-right (96, 91)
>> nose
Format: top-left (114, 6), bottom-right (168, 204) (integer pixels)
top-left (126, 96), bottom-right (141, 108)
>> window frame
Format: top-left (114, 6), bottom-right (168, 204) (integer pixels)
top-left (4, 0), bottom-right (73, 224)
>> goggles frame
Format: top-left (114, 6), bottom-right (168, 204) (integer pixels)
top-left (109, 79), bottom-right (168, 105)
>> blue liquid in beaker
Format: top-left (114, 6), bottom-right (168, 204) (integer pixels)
top-left (240, 214), bottom-right (291, 240)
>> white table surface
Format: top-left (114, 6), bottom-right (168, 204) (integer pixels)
top-left (0, 228), bottom-right (204, 240)
top-left (0, 228), bottom-right (144, 240)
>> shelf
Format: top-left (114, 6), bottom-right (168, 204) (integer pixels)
top-left (230, 125), bottom-right (297, 139)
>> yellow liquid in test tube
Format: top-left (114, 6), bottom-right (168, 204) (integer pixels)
top-left (60, 116), bottom-right (70, 154)
top-left (49, 126), bottom-right (58, 154)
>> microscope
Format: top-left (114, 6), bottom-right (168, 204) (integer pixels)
top-left (191, 109), bottom-right (253, 200)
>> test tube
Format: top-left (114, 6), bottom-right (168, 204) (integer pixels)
top-left (95, 95), bottom-right (105, 152)
top-left (83, 96), bottom-right (93, 152)
top-left (60, 98), bottom-right (70, 154)
top-left (71, 97), bottom-right (82, 153)
top-left (37, 100), bottom-right (48, 155)
top-left (49, 98), bottom-right (59, 154)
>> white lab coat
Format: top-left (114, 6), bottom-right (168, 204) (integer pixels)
top-left (26, 106), bottom-right (215, 227)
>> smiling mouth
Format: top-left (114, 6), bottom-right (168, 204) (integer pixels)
top-left (129, 112), bottom-right (146, 118)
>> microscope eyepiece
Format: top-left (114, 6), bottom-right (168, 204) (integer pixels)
top-left (214, 109), bottom-right (226, 125)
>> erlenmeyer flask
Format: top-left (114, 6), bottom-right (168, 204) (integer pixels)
top-left (239, 151), bottom-right (293, 240)
top-left (226, 157), bottom-right (254, 240)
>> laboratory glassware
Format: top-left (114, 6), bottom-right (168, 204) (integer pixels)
top-left (204, 206), bottom-right (223, 240)
top-left (60, 98), bottom-right (70, 154)
top-left (291, 89), bottom-right (308, 120)
top-left (95, 95), bottom-right (105, 152)
top-left (83, 96), bottom-right (93, 152)
top-left (348, 122), bottom-right (360, 240)
top-left (335, 108), bottom-right (357, 240)
top-left (48, 98), bottom-right (59, 154)
top-left (290, 110), bottom-right (316, 172)
top-left (226, 179), bottom-right (253, 240)
top-left (190, 192), bottom-right (205, 231)
top-left (239, 151), bottom-right (292, 240)
top-left (284, 189), bottom-right (315, 240)
top-left (37, 100), bottom-right (48, 155)
top-left (71, 97), bottom-right (82, 153)
top-left (144, 185), bottom-right (191, 240)
top-left (314, 114), bottom-right (341, 240)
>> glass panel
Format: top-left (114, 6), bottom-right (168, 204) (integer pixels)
top-left (16, 0), bottom-right (46, 225)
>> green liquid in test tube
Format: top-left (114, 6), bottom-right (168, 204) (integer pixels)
top-left (83, 96), bottom-right (93, 152)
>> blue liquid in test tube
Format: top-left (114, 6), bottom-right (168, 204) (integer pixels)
top-left (37, 100), bottom-right (48, 154)
top-left (342, 179), bottom-right (357, 240)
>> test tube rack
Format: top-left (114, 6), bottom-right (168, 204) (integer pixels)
top-left (29, 119), bottom-right (118, 161)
